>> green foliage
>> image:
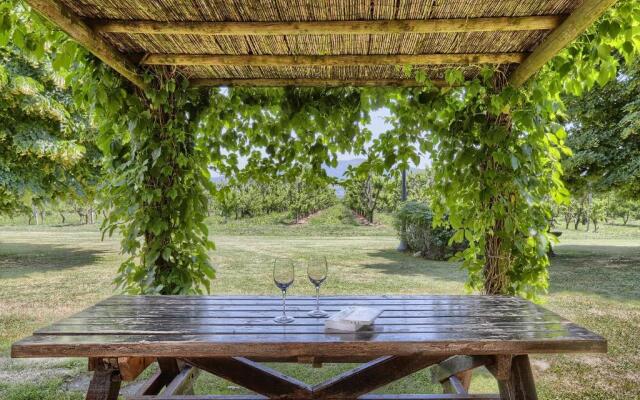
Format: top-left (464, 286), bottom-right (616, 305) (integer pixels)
top-left (2, 0), bottom-right (639, 299)
top-left (342, 167), bottom-right (396, 223)
top-left (76, 68), bottom-right (217, 294)
top-left (604, 193), bottom-right (640, 224)
top-left (0, 37), bottom-right (96, 217)
top-left (563, 61), bottom-right (640, 197)
top-left (395, 201), bottom-right (460, 260)
top-left (214, 175), bottom-right (336, 222)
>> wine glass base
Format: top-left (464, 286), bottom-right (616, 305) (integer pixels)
top-left (274, 315), bottom-right (295, 324)
top-left (308, 309), bottom-right (329, 318)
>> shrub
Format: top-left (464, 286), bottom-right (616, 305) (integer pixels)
top-left (395, 201), bottom-right (460, 260)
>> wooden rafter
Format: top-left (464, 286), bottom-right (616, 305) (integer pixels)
top-left (92, 15), bottom-right (563, 36)
top-left (189, 78), bottom-right (448, 87)
top-left (25, 0), bottom-right (146, 90)
top-left (510, 0), bottom-right (620, 87)
top-left (142, 53), bottom-right (527, 67)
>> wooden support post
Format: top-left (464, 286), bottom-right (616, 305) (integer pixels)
top-left (432, 355), bottom-right (493, 394)
top-left (25, 0), bottom-right (145, 89)
top-left (510, 0), bottom-right (620, 87)
top-left (162, 365), bottom-right (200, 396)
top-left (489, 355), bottom-right (537, 400)
top-left (116, 357), bottom-right (155, 381)
top-left (85, 358), bottom-right (121, 400)
top-left (135, 358), bottom-right (183, 396)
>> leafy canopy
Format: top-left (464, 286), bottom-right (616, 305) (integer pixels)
top-left (1, 0), bottom-right (639, 297)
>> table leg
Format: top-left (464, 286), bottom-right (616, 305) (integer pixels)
top-left (493, 355), bottom-right (538, 400)
top-left (136, 358), bottom-right (184, 396)
top-left (85, 358), bottom-right (121, 400)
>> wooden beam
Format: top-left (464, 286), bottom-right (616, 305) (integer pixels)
top-left (25, 0), bottom-right (146, 90)
top-left (432, 355), bottom-right (494, 383)
top-left (92, 15), bottom-right (563, 36)
top-left (185, 357), bottom-right (312, 399)
top-left (115, 357), bottom-right (155, 381)
top-left (162, 365), bottom-right (199, 396)
top-left (510, 0), bottom-right (620, 87)
top-left (190, 78), bottom-right (449, 88)
top-left (143, 53), bottom-right (527, 67)
top-left (312, 355), bottom-right (447, 399)
top-left (86, 358), bottom-right (121, 400)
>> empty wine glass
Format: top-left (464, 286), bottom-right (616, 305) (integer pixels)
top-left (273, 258), bottom-right (295, 324)
top-left (307, 256), bottom-right (329, 317)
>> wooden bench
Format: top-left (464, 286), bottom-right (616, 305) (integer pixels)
top-left (11, 295), bottom-right (606, 400)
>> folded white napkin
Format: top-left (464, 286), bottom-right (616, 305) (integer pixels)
top-left (325, 306), bottom-right (382, 332)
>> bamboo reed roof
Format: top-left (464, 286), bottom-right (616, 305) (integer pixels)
top-left (27, 0), bottom-right (618, 89)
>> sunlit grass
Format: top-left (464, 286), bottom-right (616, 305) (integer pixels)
top-left (1, 204), bottom-right (639, 399)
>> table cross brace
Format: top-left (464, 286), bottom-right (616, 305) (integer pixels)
top-left (182, 354), bottom-right (447, 399)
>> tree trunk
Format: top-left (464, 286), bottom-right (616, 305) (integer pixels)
top-left (481, 78), bottom-right (514, 296)
top-left (574, 210), bottom-right (581, 230)
top-left (32, 204), bottom-right (39, 225)
top-left (59, 211), bottom-right (66, 224)
top-left (483, 216), bottom-right (510, 295)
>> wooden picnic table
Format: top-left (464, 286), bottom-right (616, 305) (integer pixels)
top-left (11, 295), bottom-right (606, 400)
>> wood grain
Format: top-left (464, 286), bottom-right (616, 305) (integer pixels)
top-left (189, 78), bottom-right (445, 88)
top-left (12, 296), bottom-right (607, 360)
top-left (510, 0), bottom-right (619, 86)
top-left (141, 53), bottom-right (528, 67)
top-left (25, 0), bottom-right (145, 89)
top-left (92, 16), bottom-right (563, 36)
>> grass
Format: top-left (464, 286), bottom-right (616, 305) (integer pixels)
top-left (1, 204), bottom-right (639, 399)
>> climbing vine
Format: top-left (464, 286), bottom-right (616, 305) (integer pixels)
top-left (2, 0), bottom-right (639, 297)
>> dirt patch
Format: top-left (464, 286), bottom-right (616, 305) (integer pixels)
top-left (0, 357), bottom-right (78, 385)
top-left (291, 209), bottom-right (324, 225)
top-left (530, 358), bottom-right (551, 372)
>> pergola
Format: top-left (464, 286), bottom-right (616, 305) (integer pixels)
top-left (27, 0), bottom-right (616, 90)
top-left (11, 2), bottom-right (625, 399)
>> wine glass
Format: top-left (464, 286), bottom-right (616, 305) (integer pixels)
top-left (307, 256), bottom-right (329, 317)
top-left (273, 258), bottom-right (295, 324)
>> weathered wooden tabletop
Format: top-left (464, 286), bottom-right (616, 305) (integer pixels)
top-left (12, 295), bottom-right (606, 360)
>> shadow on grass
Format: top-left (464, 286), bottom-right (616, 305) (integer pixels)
top-left (550, 244), bottom-right (640, 301)
top-left (363, 245), bottom-right (639, 302)
top-left (0, 242), bottom-right (109, 278)
top-left (362, 249), bottom-right (466, 281)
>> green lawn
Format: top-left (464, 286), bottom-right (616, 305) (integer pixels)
top-left (1, 204), bottom-right (639, 399)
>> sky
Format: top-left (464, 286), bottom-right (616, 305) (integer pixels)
top-left (346, 108), bottom-right (430, 169)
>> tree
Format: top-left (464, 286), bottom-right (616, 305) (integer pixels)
top-left (0, 41), bottom-right (94, 218)
top-left (3, 0), bottom-right (639, 299)
top-left (588, 197), bottom-right (607, 232)
top-left (606, 194), bottom-right (640, 224)
top-left (564, 61), bottom-right (640, 198)
top-left (343, 168), bottom-right (396, 224)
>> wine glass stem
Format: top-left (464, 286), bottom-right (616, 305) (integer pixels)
top-left (281, 289), bottom-right (287, 318)
top-left (315, 286), bottom-right (320, 311)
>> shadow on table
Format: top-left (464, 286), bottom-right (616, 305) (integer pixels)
top-left (0, 242), bottom-right (109, 279)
